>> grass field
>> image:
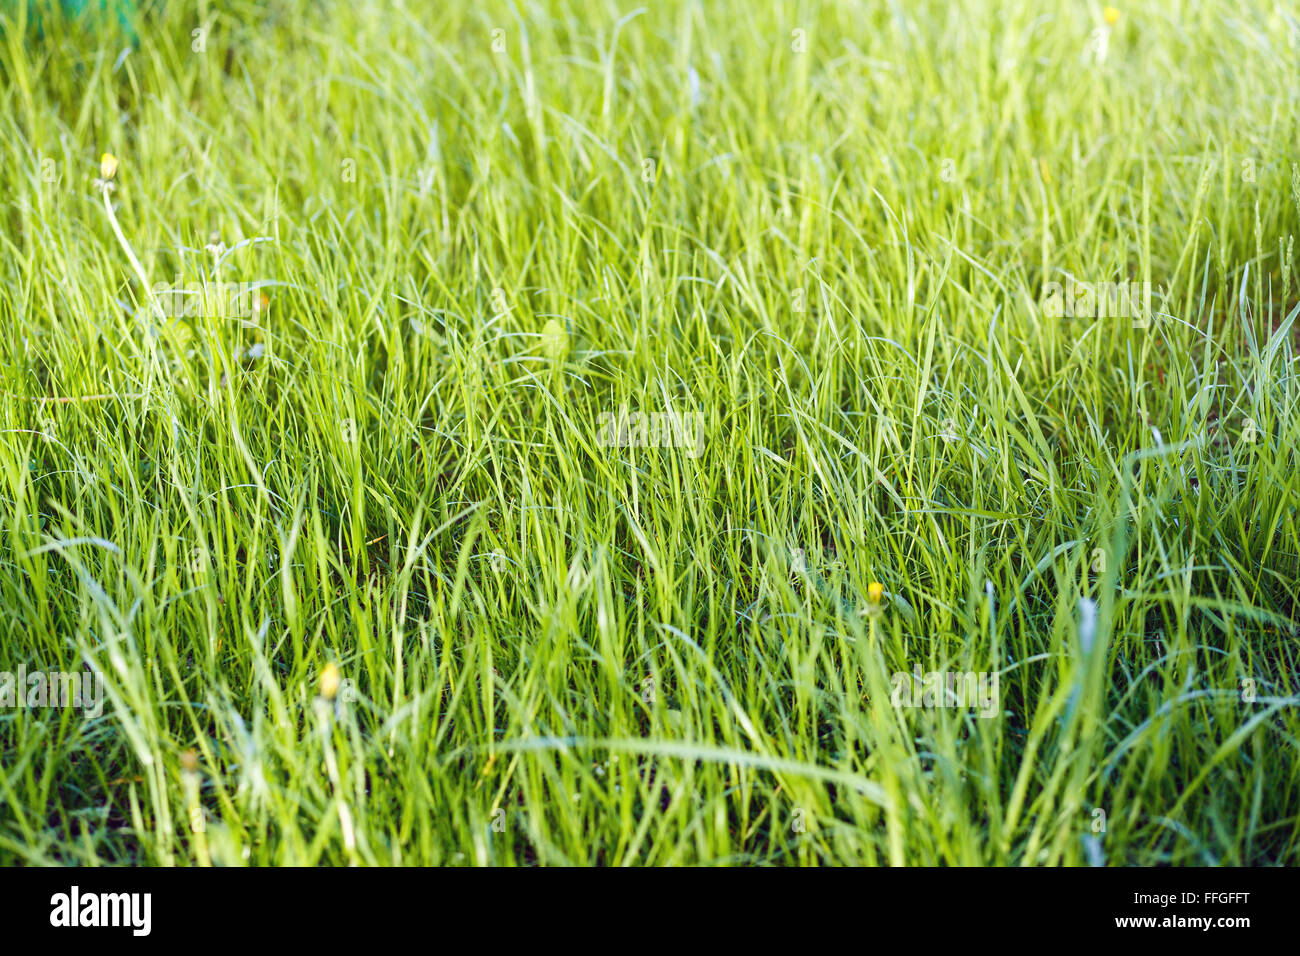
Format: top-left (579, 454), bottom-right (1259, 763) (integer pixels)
top-left (1, 0), bottom-right (1299, 866)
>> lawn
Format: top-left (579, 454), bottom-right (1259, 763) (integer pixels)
top-left (1, 0), bottom-right (1298, 865)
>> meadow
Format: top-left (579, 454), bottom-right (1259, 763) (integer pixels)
top-left (1, 0), bottom-right (1298, 865)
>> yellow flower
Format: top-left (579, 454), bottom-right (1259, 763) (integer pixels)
top-left (1104, 7), bottom-right (1121, 26)
top-left (867, 582), bottom-right (884, 604)
top-left (320, 662), bottom-right (341, 700)
top-left (100, 153), bottom-right (118, 180)
top-left (180, 749), bottom-right (199, 773)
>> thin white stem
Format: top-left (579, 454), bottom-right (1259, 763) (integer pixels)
top-left (101, 186), bottom-right (164, 322)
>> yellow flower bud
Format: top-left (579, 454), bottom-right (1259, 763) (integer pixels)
top-left (320, 662), bottom-right (341, 700)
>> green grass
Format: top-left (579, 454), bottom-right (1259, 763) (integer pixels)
top-left (1, 0), bottom-right (1299, 866)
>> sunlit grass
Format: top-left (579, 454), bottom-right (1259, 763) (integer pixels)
top-left (1, 0), bottom-right (1298, 865)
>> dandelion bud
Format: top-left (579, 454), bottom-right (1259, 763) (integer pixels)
top-left (320, 662), bottom-right (341, 700)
